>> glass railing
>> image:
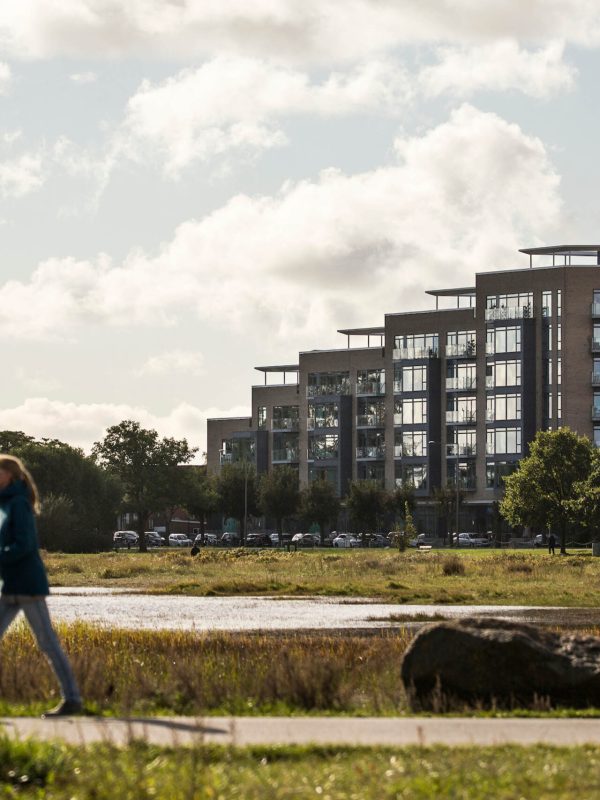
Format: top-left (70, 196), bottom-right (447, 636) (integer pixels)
top-left (592, 406), bottom-right (600, 421)
top-left (446, 410), bottom-right (477, 424)
top-left (393, 413), bottom-right (402, 426)
top-left (445, 343), bottom-right (476, 358)
top-left (446, 376), bottom-right (476, 391)
top-left (356, 446), bottom-right (386, 459)
top-left (307, 384), bottom-right (351, 397)
top-left (396, 445), bottom-right (427, 457)
top-left (272, 418), bottom-right (299, 431)
top-left (486, 376), bottom-right (495, 389)
top-left (308, 449), bottom-right (339, 461)
top-left (485, 306), bottom-right (533, 322)
top-left (272, 449), bottom-right (300, 463)
top-left (356, 414), bottom-right (385, 427)
top-left (592, 339), bottom-right (600, 352)
top-left (446, 443), bottom-right (477, 457)
top-left (592, 303), bottom-right (600, 317)
top-left (393, 347), bottom-right (439, 360)
top-left (219, 452), bottom-right (233, 465)
top-left (307, 418), bottom-right (338, 430)
top-left (356, 381), bottom-right (386, 395)
top-left (592, 371), bottom-right (600, 386)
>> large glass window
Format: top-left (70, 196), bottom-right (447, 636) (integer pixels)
top-left (357, 430), bottom-right (385, 459)
top-left (486, 292), bottom-right (533, 309)
top-left (272, 405), bottom-right (299, 430)
top-left (393, 333), bottom-right (439, 358)
top-left (308, 402), bottom-right (339, 429)
top-left (308, 434), bottom-right (339, 460)
top-left (401, 398), bottom-right (427, 424)
top-left (447, 429), bottom-right (476, 456)
top-left (396, 463), bottom-right (427, 490)
top-left (557, 289), bottom-right (562, 317)
top-left (257, 407), bottom-right (267, 430)
top-left (272, 433), bottom-right (300, 462)
top-left (357, 398), bottom-right (385, 427)
top-left (356, 368), bottom-right (385, 395)
top-left (446, 330), bottom-right (476, 357)
top-left (594, 426), bottom-right (600, 448)
top-left (395, 430), bottom-right (427, 458)
top-left (446, 396), bottom-right (476, 423)
top-left (557, 323), bottom-right (562, 350)
top-left (486, 326), bottom-right (521, 354)
top-left (447, 460), bottom-right (476, 490)
top-left (486, 427), bottom-right (522, 455)
top-left (307, 372), bottom-right (350, 397)
top-left (446, 362), bottom-right (476, 390)
top-left (394, 364), bottom-right (427, 393)
top-left (486, 394), bottom-right (521, 422)
top-left (542, 290), bottom-right (552, 317)
top-left (486, 461), bottom-right (518, 489)
top-left (557, 357), bottom-right (562, 385)
top-left (357, 463), bottom-right (385, 485)
top-left (309, 466), bottom-right (337, 487)
top-left (486, 360), bottom-right (521, 388)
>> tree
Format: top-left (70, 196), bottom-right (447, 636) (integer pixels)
top-left (346, 480), bottom-right (387, 543)
top-left (182, 468), bottom-right (219, 542)
top-left (258, 466), bottom-right (300, 544)
top-left (433, 485), bottom-right (465, 546)
top-left (216, 462), bottom-right (259, 544)
top-left (501, 427), bottom-right (592, 555)
top-left (300, 477), bottom-right (340, 544)
top-left (387, 484), bottom-right (416, 528)
top-left (92, 420), bottom-right (197, 552)
top-left (568, 447), bottom-right (600, 541)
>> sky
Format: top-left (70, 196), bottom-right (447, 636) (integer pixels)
top-left (1, 1), bottom-right (600, 458)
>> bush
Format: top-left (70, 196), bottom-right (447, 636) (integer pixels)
top-left (442, 555), bottom-right (465, 576)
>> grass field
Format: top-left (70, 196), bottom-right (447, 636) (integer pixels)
top-left (44, 547), bottom-right (600, 605)
top-left (2, 739), bottom-right (600, 799)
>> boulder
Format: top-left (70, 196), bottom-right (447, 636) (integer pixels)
top-left (401, 616), bottom-right (600, 710)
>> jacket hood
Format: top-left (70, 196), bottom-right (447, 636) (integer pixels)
top-left (0, 479), bottom-right (29, 501)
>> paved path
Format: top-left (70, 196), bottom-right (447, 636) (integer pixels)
top-left (3, 716), bottom-right (600, 747)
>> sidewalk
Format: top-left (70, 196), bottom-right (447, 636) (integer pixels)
top-left (3, 716), bottom-right (600, 748)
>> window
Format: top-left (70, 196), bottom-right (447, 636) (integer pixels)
top-left (447, 460), bottom-right (476, 489)
top-left (308, 403), bottom-right (339, 429)
top-left (393, 398), bottom-right (403, 426)
top-left (395, 364), bottom-right (427, 392)
top-left (272, 406), bottom-right (299, 430)
top-left (446, 362), bottom-right (476, 390)
top-left (486, 461), bottom-right (517, 489)
top-left (557, 392), bottom-right (562, 420)
top-left (308, 434), bottom-right (339, 460)
top-left (357, 463), bottom-right (385, 485)
top-left (557, 323), bottom-right (562, 350)
top-left (544, 323), bottom-right (552, 351)
top-left (542, 290), bottom-right (552, 317)
top-left (557, 357), bottom-right (562, 385)
top-left (486, 360), bottom-right (521, 388)
top-left (307, 372), bottom-right (350, 396)
top-left (396, 430), bottom-right (427, 457)
top-left (544, 392), bottom-right (553, 420)
top-left (486, 427), bottom-right (522, 455)
top-left (257, 407), bottom-right (267, 430)
top-left (401, 398), bottom-right (427, 424)
top-left (446, 330), bottom-right (476, 357)
top-left (356, 368), bottom-right (385, 395)
top-left (486, 326), bottom-right (521, 354)
top-left (272, 433), bottom-right (300, 462)
top-left (447, 428), bottom-right (476, 455)
top-left (393, 333), bottom-right (439, 357)
top-left (557, 289), bottom-right (562, 317)
top-left (447, 396), bottom-right (476, 423)
top-left (309, 466), bottom-right (337, 486)
top-left (357, 398), bottom-right (385, 427)
top-left (357, 430), bottom-right (385, 459)
top-left (545, 357), bottom-right (553, 385)
top-left (486, 292), bottom-right (533, 309)
top-left (396, 463), bottom-right (427, 490)
top-left (486, 394), bottom-right (521, 422)
top-left (595, 426), bottom-right (600, 448)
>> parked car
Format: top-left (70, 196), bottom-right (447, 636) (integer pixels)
top-left (409, 533), bottom-right (435, 548)
top-left (456, 532), bottom-right (488, 548)
top-left (144, 531), bottom-right (165, 547)
top-left (332, 533), bottom-right (359, 548)
top-left (246, 533), bottom-right (272, 547)
top-left (297, 533), bottom-right (320, 548)
top-left (113, 530), bottom-right (138, 548)
top-left (169, 533), bottom-right (192, 547)
top-left (366, 534), bottom-right (390, 548)
top-left (193, 533), bottom-right (218, 547)
top-left (270, 533), bottom-right (292, 546)
top-left (533, 533), bottom-right (545, 548)
top-left (221, 532), bottom-right (240, 546)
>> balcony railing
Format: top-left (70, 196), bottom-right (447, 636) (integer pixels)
top-left (592, 303), bottom-right (600, 317)
top-left (446, 410), bottom-right (477, 424)
top-left (446, 376), bottom-right (476, 391)
top-left (593, 406), bottom-right (600, 422)
top-left (394, 445), bottom-right (426, 458)
top-left (591, 338), bottom-right (600, 353)
top-left (219, 452), bottom-right (256, 465)
top-left (356, 414), bottom-right (385, 428)
top-left (356, 381), bottom-right (386, 396)
top-left (446, 443), bottom-right (476, 457)
top-left (307, 384), bottom-right (351, 397)
top-left (485, 305), bottom-right (532, 322)
top-left (592, 371), bottom-right (600, 386)
top-left (445, 343), bottom-right (476, 358)
top-left (271, 418), bottom-right (299, 431)
top-left (307, 418), bottom-right (338, 430)
top-left (308, 449), bottom-right (339, 461)
top-left (356, 446), bottom-right (386, 459)
top-left (272, 448), bottom-right (300, 463)
top-left (393, 347), bottom-right (438, 360)
top-left (219, 452), bottom-right (233, 465)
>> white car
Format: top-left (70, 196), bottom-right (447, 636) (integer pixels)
top-left (169, 533), bottom-right (193, 547)
top-left (457, 532), bottom-right (487, 548)
top-left (332, 533), bottom-right (359, 548)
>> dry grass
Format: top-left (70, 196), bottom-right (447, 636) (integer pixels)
top-left (43, 548), bottom-right (600, 606)
top-left (441, 555), bottom-right (465, 576)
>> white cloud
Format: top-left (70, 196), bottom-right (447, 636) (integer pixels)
top-left (0, 62), bottom-right (10, 94)
top-left (136, 349), bottom-right (205, 377)
top-left (69, 70), bottom-right (97, 84)
top-left (114, 57), bottom-right (411, 175)
top-left (421, 39), bottom-right (576, 98)
top-left (0, 106), bottom-right (562, 344)
top-left (0, 152), bottom-right (44, 197)
top-left (0, 1), bottom-right (599, 63)
top-left (0, 397), bottom-right (248, 457)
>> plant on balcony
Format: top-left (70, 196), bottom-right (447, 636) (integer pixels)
top-left (258, 466), bottom-right (300, 545)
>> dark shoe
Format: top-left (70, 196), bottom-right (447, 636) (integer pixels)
top-left (42, 699), bottom-right (83, 718)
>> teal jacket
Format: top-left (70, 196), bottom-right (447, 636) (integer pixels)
top-left (0, 480), bottom-right (49, 596)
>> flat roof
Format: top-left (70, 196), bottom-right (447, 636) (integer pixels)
top-left (519, 245), bottom-right (600, 256)
top-left (254, 364), bottom-right (299, 373)
top-left (337, 326), bottom-right (384, 336)
top-left (425, 287), bottom-right (475, 297)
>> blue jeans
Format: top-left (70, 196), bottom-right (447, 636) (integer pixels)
top-left (0, 596), bottom-right (81, 704)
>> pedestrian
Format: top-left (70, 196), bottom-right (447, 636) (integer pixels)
top-left (0, 455), bottom-right (82, 716)
top-left (548, 532), bottom-right (556, 555)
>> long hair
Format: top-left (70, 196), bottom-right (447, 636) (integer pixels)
top-left (0, 454), bottom-right (41, 514)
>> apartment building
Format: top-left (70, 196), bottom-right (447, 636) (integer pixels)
top-left (207, 245), bottom-right (600, 530)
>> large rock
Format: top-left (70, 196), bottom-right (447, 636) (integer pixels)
top-left (401, 617), bottom-right (600, 710)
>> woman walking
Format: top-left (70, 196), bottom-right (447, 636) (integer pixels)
top-left (0, 455), bottom-right (82, 716)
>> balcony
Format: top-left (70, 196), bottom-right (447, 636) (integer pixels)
top-left (219, 452), bottom-right (233, 465)
top-left (272, 418), bottom-right (299, 431)
top-left (272, 448), bottom-right (300, 463)
top-left (593, 406), bottom-right (600, 422)
top-left (446, 409), bottom-right (477, 424)
top-left (485, 305), bottom-right (533, 322)
top-left (393, 347), bottom-right (438, 360)
top-left (307, 418), bottom-right (338, 431)
top-left (592, 303), bottom-right (600, 317)
top-left (393, 413), bottom-right (402, 426)
top-left (446, 443), bottom-right (477, 457)
top-left (356, 381), bottom-right (386, 396)
top-left (308, 449), bottom-right (339, 462)
top-left (445, 343), bottom-right (476, 358)
top-left (394, 445), bottom-right (426, 458)
top-left (307, 384), bottom-right (351, 397)
top-left (592, 371), bottom-right (600, 386)
top-left (356, 414), bottom-right (385, 428)
top-left (591, 338), bottom-right (600, 353)
top-left (356, 446), bottom-right (385, 459)
top-left (446, 376), bottom-right (476, 391)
